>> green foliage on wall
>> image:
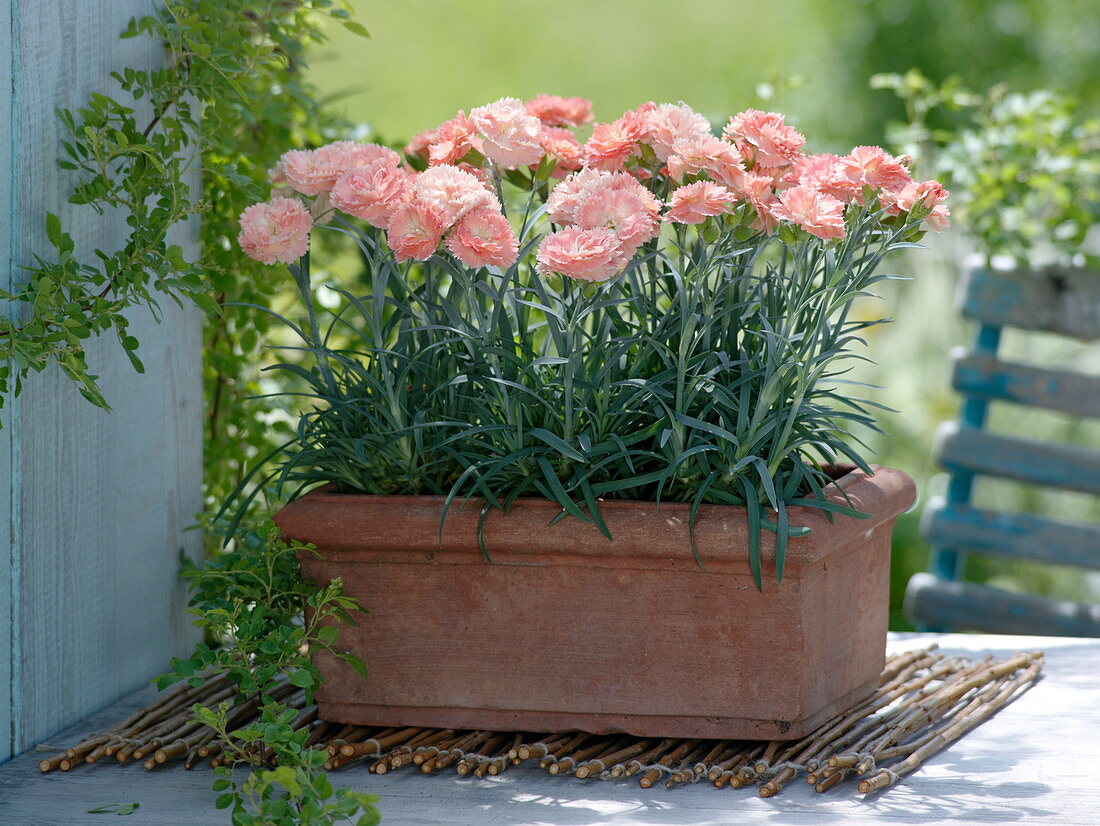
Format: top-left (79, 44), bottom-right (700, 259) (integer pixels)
top-left (0, 0), bottom-right (364, 521)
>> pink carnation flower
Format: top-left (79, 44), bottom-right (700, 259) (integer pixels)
top-left (879, 180), bottom-right (951, 230)
top-left (339, 141), bottom-right (401, 171)
top-left (666, 134), bottom-right (745, 189)
top-left (840, 146), bottom-right (912, 198)
top-left (386, 201), bottom-right (448, 262)
top-left (238, 197), bottom-right (312, 265)
top-left (428, 111), bottom-right (480, 166)
top-left (641, 102), bottom-right (713, 162)
top-left (723, 109), bottom-right (805, 170)
top-left (665, 181), bottom-right (738, 224)
top-left (413, 165), bottom-right (500, 229)
top-left (470, 97), bottom-right (544, 168)
top-left (781, 153), bottom-right (858, 202)
top-left (546, 168), bottom-right (613, 225)
top-left (925, 204), bottom-right (951, 231)
top-left (330, 166), bottom-right (414, 229)
top-left (575, 187), bottom-right (661, 252)
top-left (539, 127), bottom-right (585, 172)
top-left (584, 110), bottom-right (648, 171)
top-left (736, 172), bottom-right (781, 234)
top-left (525, 94), bottom-right (594, 127)
top-left (536, 227), bottom-right (628, 282)
top-left (404, 128), bottom-right (438, 160)
top-left (606, 172), bottom-right (663, 219)
top-left (770, 184), bottom-right (847, 240)
top-left (279, 142), bottom-right (399, 196)
top-left (456, 162), bottom-right (495, 187)
top-left (445, 207), bottom-right (519, 269)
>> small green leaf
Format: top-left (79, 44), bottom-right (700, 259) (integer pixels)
top-left (288, 669), bottom-right (315, 689)
top-left (343, 20), bottom-right (370, 38)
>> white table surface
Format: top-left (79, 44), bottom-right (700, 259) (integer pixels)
top-left (0, 633), bottom-right (1096, 826)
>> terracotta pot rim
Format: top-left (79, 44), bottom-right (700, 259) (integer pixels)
top-left (275, 464), bottom-right (916, 576)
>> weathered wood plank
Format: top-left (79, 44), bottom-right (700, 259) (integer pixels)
top-left (923, 499), bottom-right (1100, 570)
top-left (906, 573), bottom-right (1100, 636)
top-left (935, 422), bottom-right (1100, 496)
top-left (1, 0), bottom-right (16, 764)
top-left (961, 266), bottom-right (1100, 341)
top-left (2, 1), bottom-right (202, 761)
top-left (952, 352), bottom-right (1100, 418)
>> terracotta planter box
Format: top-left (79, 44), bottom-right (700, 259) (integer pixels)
top-left (275, 465), bottom-right (915, 740)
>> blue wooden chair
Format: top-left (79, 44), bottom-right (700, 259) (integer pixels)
top-left (905, 265), bottom-right (1100, 636)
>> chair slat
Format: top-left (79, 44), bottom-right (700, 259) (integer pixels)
top-left (905, 573), bottom-right (1100, 636)
top-left (952, 352), bottom-right (1100, 418)
top-left (923, 499), bottom-right (1100, 570)
top-left (961, 267), bottom-right (1100, 341)
top-left (935, 423), bottom-right (1100, 496)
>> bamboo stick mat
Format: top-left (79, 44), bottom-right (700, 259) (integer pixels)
top-left (38, 645), bottom-right (1041, 797)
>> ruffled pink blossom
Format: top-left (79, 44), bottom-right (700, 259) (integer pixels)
top-left (340, 142), bottom-right (401, 171)
top-left (238, 197), bottom-right (312, 265)
top-left (330, 166), bottom-right (414, 228)
top-left (584, 110), bottom-right (648, 171)
top-left (926, 205), bottom-right (951, 231)
top-left (879, 180), bottom-right (951, 230)
top-left (279, 142), bottom-right (399, 196)
top-left (641, 102), bottom-right (713, 162)
top-left (546, 168), bottom-right (613, 225)
top-left (428, 112), bottom-right (480, 166)
top-left (456, 162), bottom-right (495, 187)
top-left (413, 165), bottom-right (500, 229)
top-left (781, 153), bottom-right (858, 202)
top-left (606, 172), bottom-right (663, 220)
top-left (525, 94), bottom-right (594, 127)
top-left (538, 127), bottom-right (585, 172)
top-left (536, 227), bottom-right (628, 282)
top-left (404, 128), bottom-right (438, 160)
top-left (386, 201), bottom-right (448, 262)
top-left (445, 207), bottom-right (519, 269)
top-left (574, 187), bottom-right (661, 252)
top-left (736, 172), bottom-right (781, 233)
top-left (470, 97), bottom-right (544, 168)
top-left (770, 184), bottom-right (847, 240)
top-left (880, 179), bottom-right (949, 214)
top-left (278, 149), bottom-right (339, 196)
top-left (840, 146), bottom-right (913, 197)
top-left (666, 134), bottom-right (745, 189)
top-left (722, 109), bottom-right (805, 170)
top-left (665, 181), bottom-right (738, 224)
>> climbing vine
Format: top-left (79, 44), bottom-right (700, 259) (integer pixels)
top-left (0, 0), bottom-right (364, 518)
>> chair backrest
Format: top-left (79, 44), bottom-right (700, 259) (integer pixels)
top-left (905, 265), bottom-right (1100, 636)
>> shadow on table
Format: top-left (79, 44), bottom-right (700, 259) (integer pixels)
top-left (377, 768), bottom-right (1055, 826)
top-left (859, 777), bottom-right (1054, 824)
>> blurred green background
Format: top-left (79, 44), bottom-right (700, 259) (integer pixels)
top-left (306, 0), bottom-right (1100, 629)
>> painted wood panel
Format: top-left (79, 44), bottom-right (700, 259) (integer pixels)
top-left (1, 0), bottom-right (15, 765)
top-left (961, 266), bottom-right (1100, 341)
top-left (934, 421), bottom-right (1100, 496)
top-left (952, 352), bottom-right (1100, 418)
top-left (922, 498), bottom-right (1100, 569)
top-left (1, 1), bottom-right (202, 761)
top-left (906, 573), bottom-right (1100, 636)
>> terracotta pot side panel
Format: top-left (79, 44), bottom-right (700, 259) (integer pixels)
top-left (283, 466), bottom-right (915, 740)
top-left (314, 674), bottom-right (880, 741)
top-left (797, 521), bottom-right (894, 714)
top-left (303, 559), bottom-right (808, 721)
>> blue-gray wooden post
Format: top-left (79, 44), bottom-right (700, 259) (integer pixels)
top-left (1, 1), bottom-right (202, 762)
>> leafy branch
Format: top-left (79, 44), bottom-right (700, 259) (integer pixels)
top-left (161, 521), bottom-right (375, 825)
top-left (0, 0), bottom-right (366, 419)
